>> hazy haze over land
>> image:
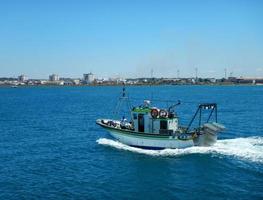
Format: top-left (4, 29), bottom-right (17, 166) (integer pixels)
top-left (0, 0), bottom-right (263, 79)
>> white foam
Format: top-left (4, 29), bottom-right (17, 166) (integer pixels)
top-left (96, 137), bottom-right (263, 163)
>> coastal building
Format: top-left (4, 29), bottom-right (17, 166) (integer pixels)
top-left (72, 79), bottom-right (80, 85)
top-left (18, 74), bottom-right (28, 82)
top-left (49, 74), bottom-right (59, 81)
top-left (83, 73), bottom-right (95, 84)
top-left (237, 77), bottom-right (263, 84)
top-left (207, 78), bottom-right (216, 83)
top-left (40, 80), bottom-right (48, 85)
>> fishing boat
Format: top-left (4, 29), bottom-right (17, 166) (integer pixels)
top-left (96, 86), bottom-right (225, 149)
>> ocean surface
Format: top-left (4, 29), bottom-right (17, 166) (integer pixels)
top-left (0, 85), bottom-right (262, 199)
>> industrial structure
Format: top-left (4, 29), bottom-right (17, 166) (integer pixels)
top-left (18, 74), bottom-right (28, 82)
top-left (83, 73), bottom-right (95, 84)
top-left (49, 74), bottom-right (59, 82)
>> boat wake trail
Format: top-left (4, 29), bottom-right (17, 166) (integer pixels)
top-left (97, 137), bottom-right (263, 163)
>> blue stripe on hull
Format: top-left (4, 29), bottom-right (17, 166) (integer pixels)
top-left (130, 145), bottom-right (165, 150)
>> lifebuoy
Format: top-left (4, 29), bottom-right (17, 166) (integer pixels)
top-left (151, 108), bottom-right (159, 118)
top-left (159, 109), bottom-right (168, 118)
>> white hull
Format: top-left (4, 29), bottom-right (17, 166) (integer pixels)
top-left (108, 129), bottom-right (194, 149)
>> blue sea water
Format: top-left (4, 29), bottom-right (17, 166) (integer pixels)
top-left (0, 85), bottom-right (262, 199)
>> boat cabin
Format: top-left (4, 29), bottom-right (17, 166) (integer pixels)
top-left (131, 104), bottom-right (179, 134)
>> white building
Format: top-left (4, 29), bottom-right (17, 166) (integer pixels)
top-left (72, 79), bottom-right (80, 85)
top-left (83, 73), bottom-right (95, 84)
top-left (49, 74), bottom-right (59, 81)
top-left (18, 74), bottom-right (28, 82)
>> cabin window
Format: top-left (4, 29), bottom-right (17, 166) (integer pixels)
top-left (160, 120), bottom-right (167, 130)
top-left (133, 113), bottom-right (137, 120)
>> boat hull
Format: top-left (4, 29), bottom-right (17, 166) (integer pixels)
top-left (96, 120), bottom-right (194, 149)
top-left (107, 129), bottom-right (194, 149)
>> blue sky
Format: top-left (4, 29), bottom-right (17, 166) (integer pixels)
top-left (0, 0), bottom-right (263, 79)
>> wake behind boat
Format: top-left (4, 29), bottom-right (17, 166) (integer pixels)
top-left (96, 87), bottom-right (225, 149)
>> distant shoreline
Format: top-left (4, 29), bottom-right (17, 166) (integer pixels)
top-left (1, 83), bottom-right (263, 88)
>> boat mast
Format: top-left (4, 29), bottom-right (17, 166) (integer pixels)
top-left (114, 82), bottom-right (132, 119)
top-left (150, 69), bottom-right (153, 102)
